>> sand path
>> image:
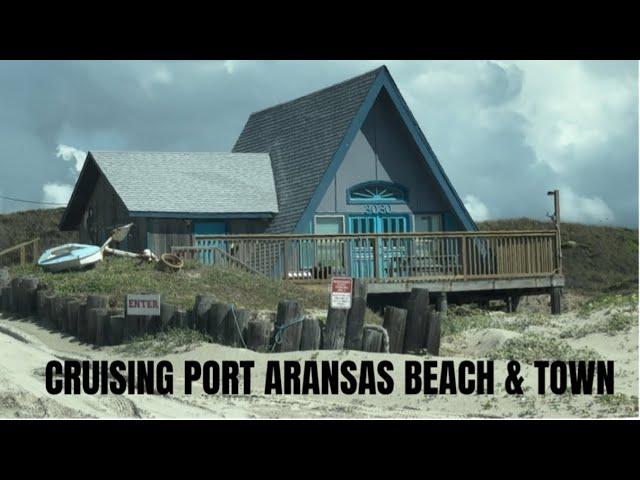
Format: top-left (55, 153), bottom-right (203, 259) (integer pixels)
top-left (1, 305), bottom-right (637, 419)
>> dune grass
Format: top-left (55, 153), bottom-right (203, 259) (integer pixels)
top-left (10, 256), bottom-right (329, 311)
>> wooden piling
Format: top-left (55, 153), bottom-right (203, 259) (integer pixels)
top-left (274, 300), bottom-right (303, 352)
top-left (425, 311), bottom-right (442, 356)
top-left (21, 278), bottom-right (39, 315)
top-left (224, 307), bottom-right (249, 348)
top-left (173, 309), bottom-right (188, 329)
top-left (52, 296), bottom-right (67, 330)
top-left (403, 288), bottom-right (430, 353)
top-left (10, 278), bottom-right (21, 313)
top-left (77, 304), bottom-right (88, 341)
top-left (361, 328), bottom-right (383, 352)
top-left (323, 307), bottom-right (348, 350)
top-left (87, 308), bottom-right (108, 345)
top-left (299, 317), bottom-right (321, 350)
top-left (1, 286), bottom-right (12, 313)
top-left (437, 292), bottom-right (448, 316)
top-left (35, 286), bottom-right (49, 318)
top-left (87, 295), bottom-right (109, 309)
top-left (95, 308), bottom-right (112, 346)
top-left (43, 295), bottom-right (55, 324)
top-left (160, 303), bottom-right (177, 331)
top-left (123, 312), bottom-right (140, 341)
top-left (383, 306), bottom-right (407, 353)
top-left (345, 279), bottom-right (367, 350)
top-left (194, 294), bottom-right (216, 333)
top-left (208, 303), bottom-right (232, 343)
top-left (66, 300), bottom-right (81, 336)
top-left (550, 287), bottom-right (562, 315)
top-left (108, 314), bottom-right (125, 346)
top-left (143, 315), bottom-right (161, 336)
top-left (506, 295), bottom-right (521, 313)
top-left (246, 318), bottom-right (272, 352)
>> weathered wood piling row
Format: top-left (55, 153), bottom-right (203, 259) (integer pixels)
top-left (323, 307), bottom-right (348, 350)
top-left (0, 269), bottom-right (448, 353)
top-left (299, 317), bottom-right (321, 350)
top-left (383, 306), bottom-right (407, 353)
top-left (223, 307), bottom-right (249, 347)
top-left (246, 318), bottom-right (271, 352)
top-left (345, 279), bottom-right (367, 350)
top-left (403, 288), bottom-right (430, 353)
top-left (361, 328), bottom-right (383, 352)
top-left (274, 300), bottom-right (303, 352)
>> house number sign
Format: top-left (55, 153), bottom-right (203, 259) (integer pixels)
top-left (364, 204), bottom-right (391, 214)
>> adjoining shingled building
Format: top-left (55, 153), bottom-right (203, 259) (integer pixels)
top-left (60, 66), bottom-right (476, 253)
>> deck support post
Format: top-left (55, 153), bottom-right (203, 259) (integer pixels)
top-left (550, 287), bottom-right (562, 315)
top-left (506, 295), bottom-right (521, 313)
top-left (436, 292), bottom-right (447, 317)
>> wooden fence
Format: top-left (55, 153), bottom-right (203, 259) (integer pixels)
top-left (0, 238), bottom-right (40, 267)
top-left (171, 231), bottom-right (561, 282)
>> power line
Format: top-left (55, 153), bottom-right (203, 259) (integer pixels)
top-left (0, 194), bottom-right (67, 206)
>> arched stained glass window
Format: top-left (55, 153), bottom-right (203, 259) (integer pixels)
top-left (347, 181), bottom-right (408, 204)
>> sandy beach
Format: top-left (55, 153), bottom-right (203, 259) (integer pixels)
top-left (1, 295), bottom-right (638, 419)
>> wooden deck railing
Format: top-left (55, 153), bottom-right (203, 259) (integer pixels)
top-left (171, 231), bottom-right (561, 283)
top-left (0, 238), bottom-right (40, 267)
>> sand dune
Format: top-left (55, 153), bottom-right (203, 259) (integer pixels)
top-left (0, 300), bottom-right (637, 419)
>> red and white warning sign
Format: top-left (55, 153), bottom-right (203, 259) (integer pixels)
top-left (330, 276), bottom-right (353, 309)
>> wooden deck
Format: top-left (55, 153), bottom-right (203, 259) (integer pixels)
top-left (172, 230), bottom-right (564, 295)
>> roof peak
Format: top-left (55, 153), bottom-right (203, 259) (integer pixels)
top-left (248, 65), bottom-right (387, 117)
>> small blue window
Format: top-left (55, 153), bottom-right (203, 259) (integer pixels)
top-left (347, 181), bottom-right (407, 204)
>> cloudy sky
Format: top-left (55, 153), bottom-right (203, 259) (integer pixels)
top-left (0, 60), bottom-right (637, 227)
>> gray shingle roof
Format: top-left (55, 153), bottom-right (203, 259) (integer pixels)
top-left (233, 66), bottom-right (384, 232)
top-left (91, 151), bottom-right (278, 215)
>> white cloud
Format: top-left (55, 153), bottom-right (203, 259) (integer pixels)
top-left (42, 182), bottom-right (73, 206)
top-left (558, 186), bottom-right (615, 225)
top-left (56, 144), bottom-right (86, 174)
top-left (223, 60), bottom-right (236, 74)
top-left (139, 64), bottom-right (174, 94)
top-left (463, 194), bottom-right (490, 221)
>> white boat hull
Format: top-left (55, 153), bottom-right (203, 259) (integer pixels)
top-left (38, 244), bottom-right (103, 272)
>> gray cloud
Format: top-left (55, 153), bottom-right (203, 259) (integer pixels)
top-left (0, 60), bottom-right (636, 227)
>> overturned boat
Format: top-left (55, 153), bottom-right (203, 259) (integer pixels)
top-left (38, 223), bottom-right (158, 272)
top-left (37, 244), bottom-right (103, 272)
top-left (38, 223), bottom-right (132, 272)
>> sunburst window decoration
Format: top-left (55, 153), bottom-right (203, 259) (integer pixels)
top-left (347, 181), bottom-right (408, 204)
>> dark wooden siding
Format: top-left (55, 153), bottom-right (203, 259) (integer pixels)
top-left (78, 175), bottom-right (130, 247)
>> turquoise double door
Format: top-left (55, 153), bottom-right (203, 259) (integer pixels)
top-left (349, 214), bottom-right (410, 278)
top-left (194, 222), bottom-right (226, 265)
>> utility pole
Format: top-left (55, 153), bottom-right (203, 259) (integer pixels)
top-left (547, 190), bottom-right (562, 274)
